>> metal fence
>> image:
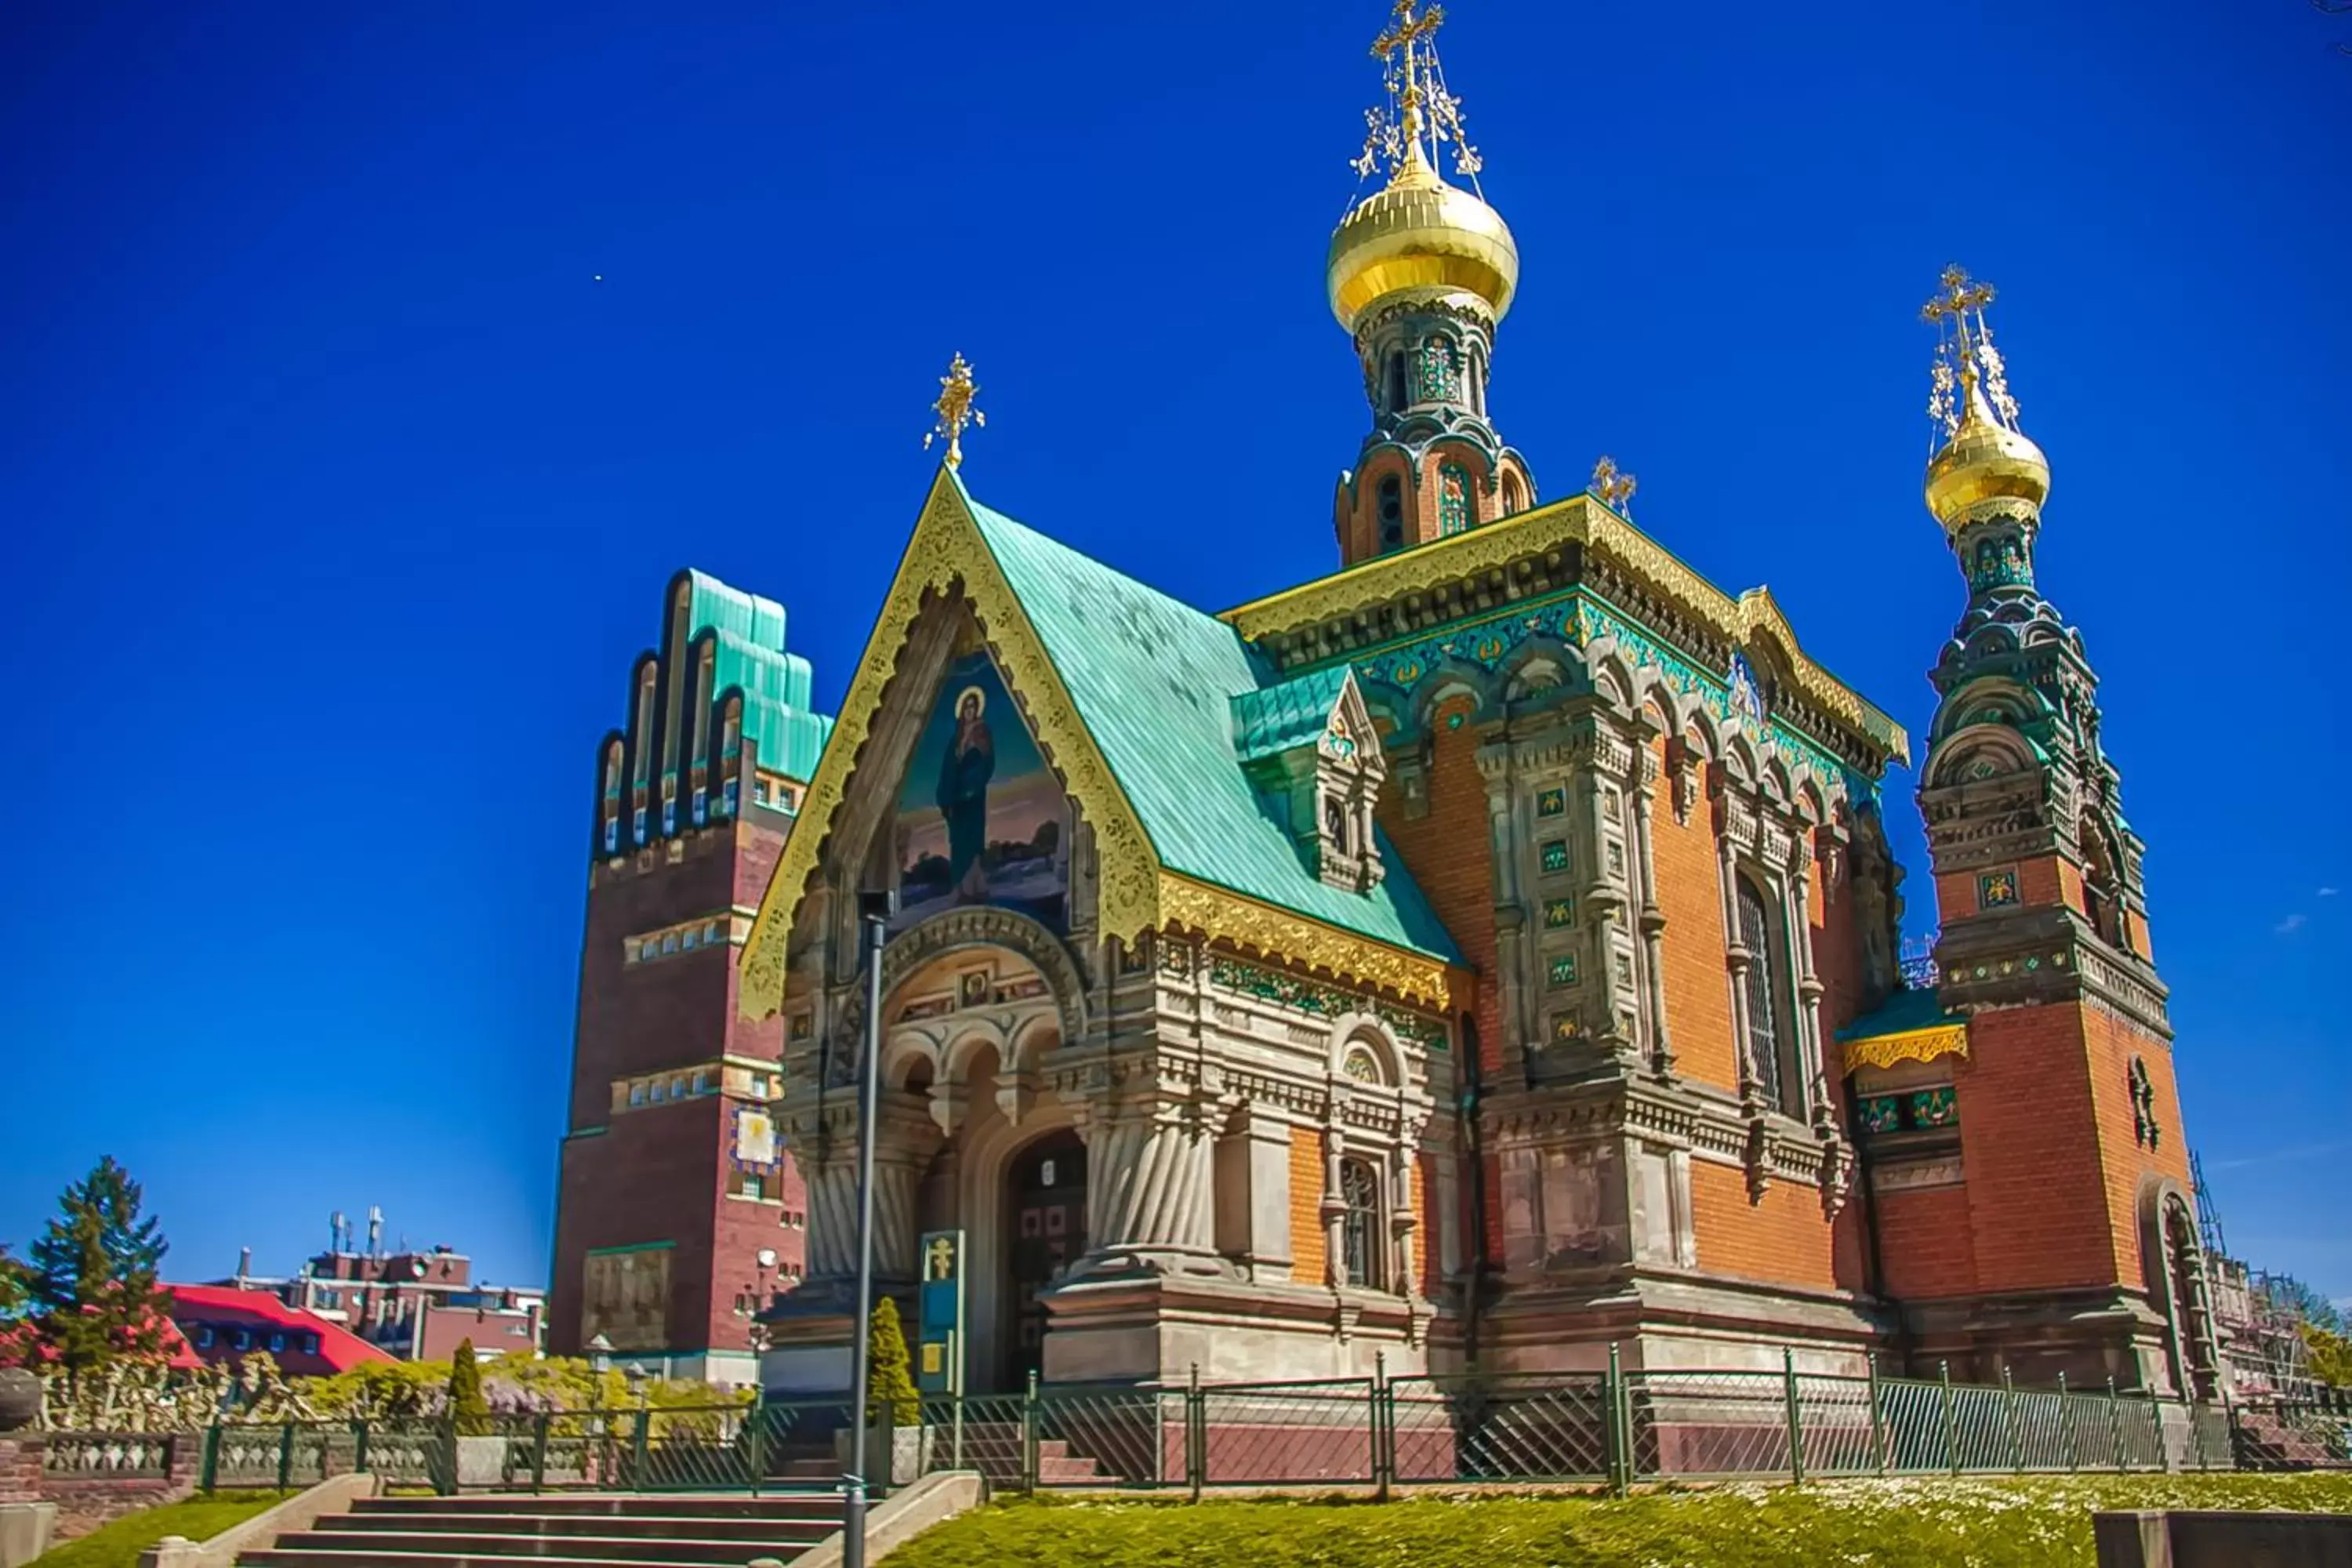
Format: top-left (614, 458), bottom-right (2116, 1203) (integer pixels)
top-left (158, 1356), bottom-right (2318, 1499)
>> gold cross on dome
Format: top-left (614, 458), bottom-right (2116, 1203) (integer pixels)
top-left (1920, 263), bottom-right (1996, 325)
top-left (1591, 456), bottom-right (1636, 513)
top-left (1372, 0), bottom-right (1445, 63)
top-left (924, 352), bottom-right (985, 470)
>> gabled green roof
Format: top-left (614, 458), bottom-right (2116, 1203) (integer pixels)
top-left (1231, 667), bottom-right (1352, 764)
top-left (687, 570), bottom-right (833, 781)
top-left (963, 492), bottom-right (1461, 966)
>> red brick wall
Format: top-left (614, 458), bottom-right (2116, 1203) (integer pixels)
top-left (2082, 1005), bottom-right (2193, 1285)
top-left (1290, 1127), bottom-right (1327, 1286)
top-left (1650, 735), bottom-right (1739, 1094)
top-left (1689, 1160), bottom-right (1838, 1289)
top-left (549, 811), bottom-right (802, 1363)
top-left (1873, 1184), bottom-right (1978, 1298)
top-left (1377, 695), bottom-right (1503, 1267)
top-left (1951, 1006), bottom-right (2119, 1294)
top-left (1876, 998), bottom-right (2192, 1305)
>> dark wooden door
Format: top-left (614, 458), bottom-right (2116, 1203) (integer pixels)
top-left (1004, 1131), bottom-right (1087, 1389)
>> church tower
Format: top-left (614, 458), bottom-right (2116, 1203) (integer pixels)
top-left (1327, 4), bottom-right (1537, 564)
top-left (1857, 269), bottom-right (2213, 1395)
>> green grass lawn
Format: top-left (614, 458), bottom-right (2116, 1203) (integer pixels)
top-left (891, 1474), bottom-right (2352, 1568)
top-left (31, 1491), bottom-right (292, 1568)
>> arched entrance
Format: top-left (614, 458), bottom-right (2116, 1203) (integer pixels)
top-left (1003, 1130), bottom-right (1087, 1389)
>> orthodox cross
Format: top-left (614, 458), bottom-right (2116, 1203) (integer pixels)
top-left (1919, 264), bottom-right (2019, 428)
top-left (1591, 455), bottom-right (1636, 514)
top-left (1920, 263), bottom-right (1996, 356)
top-left (924, 352), bottom-right (985, 470)
top-left (1357, 1), bottom-right (1482, 182)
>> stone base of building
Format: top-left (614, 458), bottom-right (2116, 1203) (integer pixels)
top-left (1897, 1286), bottom-right (2185, 1394)
top-left (1470, 1267), bottom-right (1889, 1376)
top-left (1040, 1269), bottom-right (1437, 1385)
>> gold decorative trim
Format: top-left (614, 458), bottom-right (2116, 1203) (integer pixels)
top-left (739, 469), bottom-right (1162, 1020)
top-left (1221, 495), bottom-right (1910, 766)
top-left (1158, 871), bottom-right (1461, 1012)
top-left (1842, 1025), bottom-right (1970, 1075)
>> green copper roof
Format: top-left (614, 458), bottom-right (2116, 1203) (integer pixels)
top-left (1231, 667), bottom-right (1352, 764)
top-left (963, 492), bottom-right (1461, 966)
top-left (688, 570), bottom-right (833, 782)
top-left (1835, 987), bottom-right (1965, 1043)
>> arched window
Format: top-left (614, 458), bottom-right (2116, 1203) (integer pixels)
top-left (1377, 474), bottom-right (1405, 551)
top-left (1735, 877), bottom-right (1790, 1112)
top-left (2162, 1196), bottom-right (2215, 1395)
top-left (1469, 347), bottom-right (1486, 416)
top-left (2081, 813), bottom-right (2123, 946)
top-left (1339, 1157), bottom-right (1381, 1288)
top-left (1438, 463), bottom-right (1472, 536)
top-left (1501, 470), bottom-right (1527, 516)
top-left (1384, 353), bottom-right (1407, 415)
top-left (601, 743), bottom-right (623, 854)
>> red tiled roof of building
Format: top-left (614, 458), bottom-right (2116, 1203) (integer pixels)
top-left (167, 1283), bottom-right (397, 1374)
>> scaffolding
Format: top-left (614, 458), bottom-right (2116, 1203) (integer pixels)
top-left (2195, 1149), bottom-right (2323, 1401)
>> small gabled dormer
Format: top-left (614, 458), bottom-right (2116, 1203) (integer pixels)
top-left (1232, 668), bottom-right (1388, 894)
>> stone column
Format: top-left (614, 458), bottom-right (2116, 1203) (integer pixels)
top-left (1714, 799), bottom-right (1761, 1105)
top-left (1475, 743), bottom-right (1531, 1057)
top-left (1214, 1103), bottom-right (1295, 1278)
top-left (1783, 835), bottom-right (1832, 1130)
top-left (1628, 745), bottom-right (1675, 1079)
top-left (1388, 1131), bottom-right (1422, 1298)
top-left (1084, 1094), bottom-right (1218, 1273)
top-left (800, 1142), bottom-right (856, 1281)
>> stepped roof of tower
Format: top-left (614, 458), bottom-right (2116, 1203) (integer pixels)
top-left (685, 569), bottom-right (834, 781)
top-left (961, 492), bottom-right (1461, 966)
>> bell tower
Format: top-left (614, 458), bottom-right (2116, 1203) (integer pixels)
top-left (1325, 2), bottom-right (1537, 564)
top-left (1871, 267), bottom-right (2214, 1396)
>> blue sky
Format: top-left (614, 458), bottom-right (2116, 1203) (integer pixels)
top-left (3, 1), bottom-right (2346, 1305)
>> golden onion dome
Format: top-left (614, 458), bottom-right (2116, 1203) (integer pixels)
top-left (1327, 151), bottom-right (1519, 334)
top-left (1924, 377), bottom-right (2050, 532)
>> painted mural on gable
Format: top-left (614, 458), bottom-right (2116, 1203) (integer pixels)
top-left (891, 648), bottom-right (1069, 934)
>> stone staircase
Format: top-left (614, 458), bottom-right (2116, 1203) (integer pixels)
top-left (240, 1493), bottom-right (844, 1568)
top-left (2234, 1409), bottom-right (2352, 1471)
top-left (770, 1422), bottom-right (1117, 1487)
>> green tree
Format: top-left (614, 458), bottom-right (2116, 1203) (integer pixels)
top-left (0, 1247), bottom-right (32, 1369)
top-left (2260, 1274), bottom-right (2345, 1334)
top-left (27, 1156), bottom-right (174, 1389)
top-left (447, 1339), bottom-right (492, 1435)
top-left (2306, 1323), bottom-right (2352, 1389)
top-left (865, 1297), bottom-right (920, 1428)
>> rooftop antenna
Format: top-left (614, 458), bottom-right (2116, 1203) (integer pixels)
top-left (366, 1205), bottom-right (384, 1259)
top-left (331, 1211), bottom-right (347, 1255)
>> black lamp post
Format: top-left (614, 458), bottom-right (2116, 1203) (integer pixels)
top-left (843, 892), bottom-right (891, 1568)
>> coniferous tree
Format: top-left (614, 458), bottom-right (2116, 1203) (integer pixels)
top-left (447, 1338), bottom-right (491, 1435)
top-left (864, 1297), bottom-right (920, 1428)
top-left (27, 1156), bottom-right (173, 1388)
top-left (0, 1247), bottom-right (31, 1369)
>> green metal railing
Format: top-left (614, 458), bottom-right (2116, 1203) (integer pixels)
top-left (176, 1356), bottom-right (2281, 1499)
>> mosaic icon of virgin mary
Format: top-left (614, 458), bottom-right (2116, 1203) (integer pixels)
top-left (936, 684), bottom-right (995, 902)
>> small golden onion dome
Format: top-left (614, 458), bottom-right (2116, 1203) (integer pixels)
top-left (1327, 151), bottom-right (1519, 334)
top-left (1924, 378), bottom-right (2051, 532)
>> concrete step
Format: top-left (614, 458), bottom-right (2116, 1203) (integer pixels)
top-left (241, 1552), bottom-right (779, 1568)
top-left (349, 1497), bottom-right (830, 1519)
top-left (276, 1531), bottom-right (826, 1563)
top-left (314, 1515), bottom-right (834, 1542)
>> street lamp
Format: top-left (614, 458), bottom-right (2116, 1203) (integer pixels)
top-left (843, 891), bottom-right (892, 1568)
